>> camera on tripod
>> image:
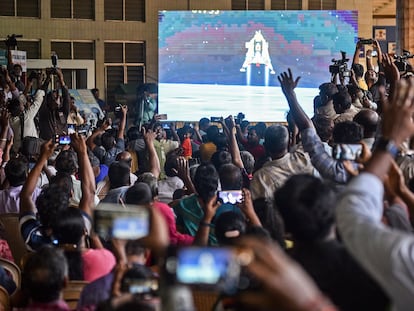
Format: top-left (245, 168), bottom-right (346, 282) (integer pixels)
top-left (394, 50), bottom-right (414, 73)
top-left (329, 51), bottom-right (351, 80)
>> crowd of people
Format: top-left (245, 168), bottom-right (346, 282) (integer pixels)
top-left (0, 38), bottom-right (414, 311)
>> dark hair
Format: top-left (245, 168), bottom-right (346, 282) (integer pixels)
top-left (210, 150), bottom-right (232, 172)
top-left (263, 125), bottom-right (289, 155)
top-left (120, 265), bottom-right (154, 294)
top-left (127, 126), bottom-right (141, 141)
top-left (177, 125), bottom-right (192, 142)
top-left (253, 198), bottom-right (285, 248)
top-left (215, 211), bottom-right (247, 245)
top-left (5, 157), bottom-right (28, 187)
top-left (240, 120), bottom-right (250, 132)
top-left (332, 90), bottom-right (352, 114)
top-left (125, 240), bottom-right (146, 257)
top-left (319, 83), bottom-right (338, 105)
top-left (125, 182), bottom-right (153, 205)
top-left (255, 122), bottom-right (267, 138)
top-left (108, 161), bottom-right (130, 189)
top-left (206, 125), bottom-right (219, 142)
top-left (55, 150), bottom-right (78, 175)
top-left (164, 151), bottom-right (179, 177)
top-left (352, 63), bottom-right (365, 78)
top-left (332, 121), bottom-right (363, 144)
top-left (219, 164), bottom-right (242, 190)
top-left (49, 172), bottom-right (74, 197)
top-left (194, 163), bottom-right (218, 203)
top-left (353, 109), bottom-right (379, 138)
top-left (311, 114), bottom-right (333, 142)
top-left (213, 132), bottom-right (228, 151)
top-left (199, 117), bottom-right (210, 129)
top-left (7, 97), bottom-right (22, 117)
top-left (22, 246), bottom-right (68, 303)
top-left (101, 132), bottom-right (116, 151)
top-left (36, 184), bottom-right (70, 229)
top-left (275, 174), bottom-right (336, 242)
top-left (52, 207), bottom-right (84, 280)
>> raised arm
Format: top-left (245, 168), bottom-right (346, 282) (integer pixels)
top-left (20, 140), bottom-right (55, 215)
top-left (279, 69), bottom-right (351, 184)
top-left (117, 105), bottom-right (128, 140)
top-left (86, 119), bottom-right (110, 150)
top-left (352, 41), bottom-right (363, 67)
top-left (0, 110), bottom-right (10, 151)
top-left (193, 196), bottom-right (220, 246)
top-left (142, 128), bottom-right (160, 178)
top-left (71, 133), bottom-right (96, 218)
top-left (56, 68), bottom-right (70, 117)
top-left (278, 69), bottom-right (313, 131)
top-left (224, 116), bottom-right (244, 169)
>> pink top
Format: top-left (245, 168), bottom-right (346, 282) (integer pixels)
top-left (82, 248), bottom-right (116, 282)
top-left (153, 201), bottom-right (194, 245)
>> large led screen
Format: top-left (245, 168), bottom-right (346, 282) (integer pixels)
top-left (158, 10), bottom-right (358, 122)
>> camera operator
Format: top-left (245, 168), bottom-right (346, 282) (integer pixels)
top-left (38, 67), bottom-right (70, 141)
top-left (10, 63), bottom-right (25, 93)
top-left (8, 71), bottom-right (49, 153)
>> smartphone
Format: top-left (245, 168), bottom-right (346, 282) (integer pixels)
top-left (122, 277), bottom-right (159, 294)
top-left (94, 204), bottom-right (150, 240)
top-left (55, 134), bottom-right (71, 145)
top-left (164, 246), bottom-right (252, 294)
top-left (332, 144), bottom-right (362, 161)
top-left (218, 190), bottom-right (243, 205)
top-left (68, 124), bottom-right (76, 134)
top-left (371, 50), bottom-right (378, 57)
top-left (162, 123), bottom-right (170, 130)
top-left (210, 116), bottom-right (221, 122)
top-left (51, 52), bottom-right (58, 67)
top-left (158, 114), bottom-right (168, 120)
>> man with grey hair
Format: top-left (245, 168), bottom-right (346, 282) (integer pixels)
top-left (250, 124), bottom-right (314, 202)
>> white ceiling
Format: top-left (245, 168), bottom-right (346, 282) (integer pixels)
top-left (372, 0), bottom-right (396, 16)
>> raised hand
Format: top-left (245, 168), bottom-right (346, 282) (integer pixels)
top-left (277, 68), bottom-right (301, 96)
top-left (381, 77), bottom-right (414, 145)
top-left (40, 139), bottom-right (56, 160)
top-left (70, 133), bottom-right (87, 154)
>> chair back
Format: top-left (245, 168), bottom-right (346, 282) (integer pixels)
top-left (192, 290), bottom-right (219, 311)
top-left (0, 213), bottom-right (28, 268)
top-left (0, 258), bottom-right (21, 289)
top-left (63, 280), bottom-right (88, 310)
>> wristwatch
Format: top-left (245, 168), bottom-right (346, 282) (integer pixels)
top-left (375, 138), bottom-right (399, 158)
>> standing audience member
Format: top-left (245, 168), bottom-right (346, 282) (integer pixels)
top-left (8, 72), bottom-right (47, 153)
top-left (38, 68), bottom-right (70, 141)
top-left (87, 105), bottom-right (127, 166)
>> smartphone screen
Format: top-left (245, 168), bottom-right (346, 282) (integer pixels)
top-left (176, 247), bottom-right (239, 285)
top-left (218, 190), bottom-right (243, 205)
top-left (94, 204), bottom-right (150, 240)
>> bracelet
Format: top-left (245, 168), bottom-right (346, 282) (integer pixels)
top-left (199, 221), bottom-right (213, 227)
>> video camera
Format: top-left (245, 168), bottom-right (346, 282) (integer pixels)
top-left (329, 51), bottom-right (351, 80)
top-left (394, 50), bottom-right (414, 73)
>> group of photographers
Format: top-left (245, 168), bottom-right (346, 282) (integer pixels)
top-left (1, 36), bottom-right (414, 311)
